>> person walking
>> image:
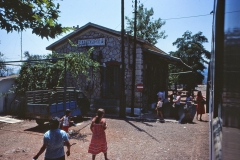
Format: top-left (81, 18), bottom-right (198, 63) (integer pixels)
top-left (173, 91), bottom-right (181, 120)
top-left (33, 117), bottom-right (71, 160)
top-left (88, 108), bottom-right (108, 160)
top-left (196, 91), bottom-right (206, 121)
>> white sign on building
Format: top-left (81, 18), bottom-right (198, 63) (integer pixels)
top-left (78, 38), bottom-right (105, 47)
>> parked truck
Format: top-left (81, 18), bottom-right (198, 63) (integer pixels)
top-left (25, 87), bottom-right (90, 125)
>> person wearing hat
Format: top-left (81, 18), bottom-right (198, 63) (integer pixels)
top-left (33, 117), bottom-right (71, 160)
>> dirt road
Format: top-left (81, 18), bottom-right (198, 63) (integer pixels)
top-left (0, 113), bottom-right (209, 160)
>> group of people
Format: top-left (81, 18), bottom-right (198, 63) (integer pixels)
top-left (155, 90), bottom-right (206, 123)
top-left (31, 90), bottom-right (206, 159)
top-left (33, 108), bottom-right (108, 160)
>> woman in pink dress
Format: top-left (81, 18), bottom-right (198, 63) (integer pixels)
top-left (196, 91), bottom-right (206, 121)
top-left (88, 108), bottom-right (108, 160)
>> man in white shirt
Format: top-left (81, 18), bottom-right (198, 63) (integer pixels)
top-left (156, 97), bottom-right (164, 120)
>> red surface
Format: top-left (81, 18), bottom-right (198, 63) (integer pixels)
top-left (136, 83), bottom-right (143, 91)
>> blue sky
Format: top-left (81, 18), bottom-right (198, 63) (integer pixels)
top-left (0, 0), bottom-right (214, 62)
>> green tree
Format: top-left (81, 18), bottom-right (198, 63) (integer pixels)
top-left (16, 48), bottom-right (100, 95)
top-left (125, 3), bottom-right (167, 45)
top-left (0, 52), bottom-right (6, 76)
top-left (169, 31), bottom-right (211, 90)
top-left (0, 0), bottom-right (71, 39)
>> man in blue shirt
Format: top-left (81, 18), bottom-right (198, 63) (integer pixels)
top-left (33, 117), bottom-right (71, 160)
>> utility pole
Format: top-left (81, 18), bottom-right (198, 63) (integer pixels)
top-left (64, 58), bottom-right (67, 111)
top-left (21, 31), bottom-right (22, 60)
top-left (120, 0), bottom-right (126, 118)
top-left (130, 0), bottom-right (137, 116)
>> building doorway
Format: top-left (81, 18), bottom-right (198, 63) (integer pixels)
top-left (102, 62), bottom-right (120, 98)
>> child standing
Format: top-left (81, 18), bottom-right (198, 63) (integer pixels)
top-left (60, 109), bottom-right (74, 134)
top-left (88, 108), bottom-right (108, 160)
top-left (172, 92), bottom-right (177, 108)
top-left (155, 97), bottom-right (164, 120)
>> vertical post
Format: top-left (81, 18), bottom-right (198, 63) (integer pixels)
top-left (120, 0), bottom-right (126, 117)
top-left (140, 91), bottom-right (142, 120)
top-left (131, 0), bottom-right (137, 116)
top-left (21, 31), bottom-right (22, 60)
top-left (64, 58), bottom-right (67, 111)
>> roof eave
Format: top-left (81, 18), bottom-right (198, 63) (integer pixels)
top-left (46, 22), bottom-right (150, 51)
top-left (46, 22), bottom-right (123, 50)
top-left (142, 48), bottom-right (192, 69)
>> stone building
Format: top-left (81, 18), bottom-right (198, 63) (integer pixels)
top-left (46, 22), bottom-right (189, 113)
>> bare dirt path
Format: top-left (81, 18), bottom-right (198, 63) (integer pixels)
top-left (0, 113), bottom-right (208, 160)
top-left (0, 85), bottom-right (208, 160)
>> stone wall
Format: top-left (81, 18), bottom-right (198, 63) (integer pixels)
top-left (53, 29), bottom-right (144, 107)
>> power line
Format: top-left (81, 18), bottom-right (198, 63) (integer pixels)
top-left (115, 5), bottom-right (213, 29)
top-left (162, 13), bottom-right (211, 21)
top-left (115, 0), bottom-right (145, 29)
top-left (114, 13), bottom-right (212, 30)
top-left (226, 10), bottom-right (240, 14)
top-left (25, 31), bottom-right (47, 54)
top-left (161, 9), bottom-right (240, 21)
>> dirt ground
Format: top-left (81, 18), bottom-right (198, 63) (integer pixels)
top-left (0, 114), bottom-right (209, 160)
top-left (0, 85), bottom-right (209, 160)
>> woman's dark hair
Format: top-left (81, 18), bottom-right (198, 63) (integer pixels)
top-left (197, 91), bottom-right (202, 97)
top-left (65, 109), bottom-right (71, 114)
top-left (186, 91), bottom-right (191, 97)
top-left (94, 108), bottom-right (105, 124)
top-left (49, 117), bottom-right (60, 129)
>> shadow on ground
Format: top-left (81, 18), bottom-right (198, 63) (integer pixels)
top-left (24, 117), bottom-right (91, 134)
top-left (125, 119), bottom-right (160, 143)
